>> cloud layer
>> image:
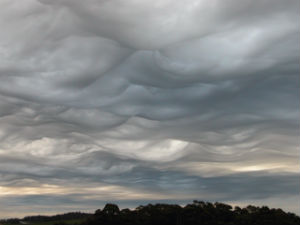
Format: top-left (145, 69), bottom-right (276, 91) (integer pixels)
top-left (0, 0), bottom-right (299, 217)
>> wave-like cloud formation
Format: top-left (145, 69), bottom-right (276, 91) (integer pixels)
top-left (0, 0), bottom-right (299, 217)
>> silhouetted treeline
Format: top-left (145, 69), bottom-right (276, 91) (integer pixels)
top-left (81, 200), bottom-right (300, 225)
top-left (23, 212), bottom-right (91, 222)
top-left (1, 201), bottom-right (299, 225)
top-left (0, 212), bottom-right (91, 224)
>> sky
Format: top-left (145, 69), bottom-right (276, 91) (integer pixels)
top-left (0, 0), bottom-right (299, 218)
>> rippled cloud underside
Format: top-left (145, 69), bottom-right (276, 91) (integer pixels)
top-left (0, 0), bottom-right (299, 217)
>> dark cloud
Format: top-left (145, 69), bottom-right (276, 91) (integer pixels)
top-left (0, 0), bottom-right (299, 217)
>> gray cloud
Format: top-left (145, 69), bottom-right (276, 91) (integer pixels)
top-left (0, 0), bottom-right (299, 217)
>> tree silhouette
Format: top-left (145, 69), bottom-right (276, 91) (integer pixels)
top-left (81, 200), bottom-right (300, 225)
top-left (2, 201), bottom-right (299, 225)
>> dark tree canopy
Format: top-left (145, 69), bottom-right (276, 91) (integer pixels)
top-left (82, 201), bottom-right (300, 225)
top-left (1, 201), bottom-right (299, 225)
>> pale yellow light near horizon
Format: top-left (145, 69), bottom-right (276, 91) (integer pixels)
top-left (0, 184), bottom-right (199, 200)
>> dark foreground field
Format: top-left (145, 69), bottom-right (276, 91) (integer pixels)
top-left (1, 201), bottom-right (299, 225)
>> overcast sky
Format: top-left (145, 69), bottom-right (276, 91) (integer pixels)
top-left (0, 0), bottom-right (299, 218)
